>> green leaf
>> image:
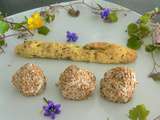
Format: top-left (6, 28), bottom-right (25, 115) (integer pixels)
top-left (12, 23), bottom-right (23, 30)
top-left (149, 72), bottom-right (160, 81)
top-left (0, 20), bottom-right (9, 34)
top-left (145, 44), bottom-right (157, 52)
top-left (11, 21), bottom-right (26, 30)
top-left (129, 104), bottom-right (150, 120)
top-left (139, 24), bottom-right (150, 38)
top-left (127, 35), bottom-right (142, 49)
top-left (38, 26), bottom-right (50, 35)
top-left (0, 39), bottom-right (5, 46)
top-left (140, 13), bottom-right (151, 24)
top-left (24, 16), bottom-right (28, 21)
top-left (127, 23), bottom-right (139, 36)
top-left (108, 12), bottom-right (118, 23)
top-left (45, 14), bottom-right (55, 23)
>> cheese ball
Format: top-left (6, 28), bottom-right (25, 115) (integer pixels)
top-left (100, 67), bottom-right (137, 103)
top-left (12, 63), bottom-right (47, 96)
top-left (58, 65), bottom-right (96, 100)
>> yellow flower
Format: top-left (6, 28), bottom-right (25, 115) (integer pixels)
top-left (27, 12), bottom-right (44, 30)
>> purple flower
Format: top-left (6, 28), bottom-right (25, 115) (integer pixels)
top-left (100, 8), bottom-right (110, 20)
top-left (42, 98), bottom-right (61, 120)
top-left (66, 31), bottom-right (78, 42)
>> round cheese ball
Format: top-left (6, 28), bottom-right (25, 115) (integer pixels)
top-left (100, 67), bottom-right (137, 103)
top-left (12, 63), bottom-right (47, 96)
top-left (58, 65), bottom-right (96, 100)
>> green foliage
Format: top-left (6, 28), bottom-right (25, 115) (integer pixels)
top-left (140, 13), bottom-right (151, 24)
top-left (127, 17), bottom-right (150, 50)
top-left (12, 22), bottom-right (26, 30)
top-left (145, 44), bottom-right (160, 52)
top-left (127, 23), bottom-right (139, 36)
top-left (129, 104), bottom-right (150, 120)
top-left (126, 12), bottom-right (152, 51)
top-left (45, 14), bottom-right (55, 23)
top-left (108, 12), bottom-right (118, 23)
top-left (145, 44), bottom-right (157, 52)
top-left (0, 39), bottom-right (5, 46)
top-left (127, 35), bottom-right (142, 49)
top-left (38, 26), bottom-right (50, 35)
top-left (139, 24), bottom-right (150, 38)
top-left (149, 72), bottom-right (160, 81)
top-left (0, 20), bottom-right (9, 34)
top-left (127, 23), bottom-right (150, 39)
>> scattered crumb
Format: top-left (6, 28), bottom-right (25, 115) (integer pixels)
top-left (124, 13), bottom-right (127, 16)
top-left (8, 64), bottom-right (12, 67)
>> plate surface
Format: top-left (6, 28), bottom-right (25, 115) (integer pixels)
top-left (0, 0), bottom-right (159, 120)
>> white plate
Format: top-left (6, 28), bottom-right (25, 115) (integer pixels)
top-left (0, 0), bottom-right (159, 120)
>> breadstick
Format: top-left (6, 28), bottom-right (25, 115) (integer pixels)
top-left (15, 40), bottom-right (137, 64)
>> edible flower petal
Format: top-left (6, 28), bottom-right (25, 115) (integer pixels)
top-left (100, 8), bottom-right (110, 20)
top-left (66, 31), bottom-right (78, 42)
top-left (42, 97), bottom-right (61, 120)
top-left (27, 12), bottom-right (44, 30)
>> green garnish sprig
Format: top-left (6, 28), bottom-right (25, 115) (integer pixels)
top-left (46, 0), bottom-right (130, 22)
top-left (126, 8), bottom-right (160, 50)
top-left (0, 9), bottom-right (55, 52)
top-left (0, 16), bottom-right (33, 52)
top-left (129, 104), bottom-right (150, 120)
top-left (126, 7), bottom-right (160, 80)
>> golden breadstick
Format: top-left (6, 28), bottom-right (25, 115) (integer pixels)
top-left (15, 40), bottom-right (137, 64)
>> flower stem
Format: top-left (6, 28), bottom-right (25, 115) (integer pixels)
top-left (21, 26), bottom-right (34, 36)
top-left (49, 0), bottom-right (101, 12)
top-left (0, 33), bottom-right (19, 39)
top-left (3, 20), bottom-right (33, 36)
top-left (0, 47), bottom-right (5, 54)
top-left (43, 97), bottom-right (49, 104)
top-left (150, 52), bottom-right (160, 74)
top-left (154, 114), bottom-right (160, 120)
top-left (82, 0), bottom-right (101, 11)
